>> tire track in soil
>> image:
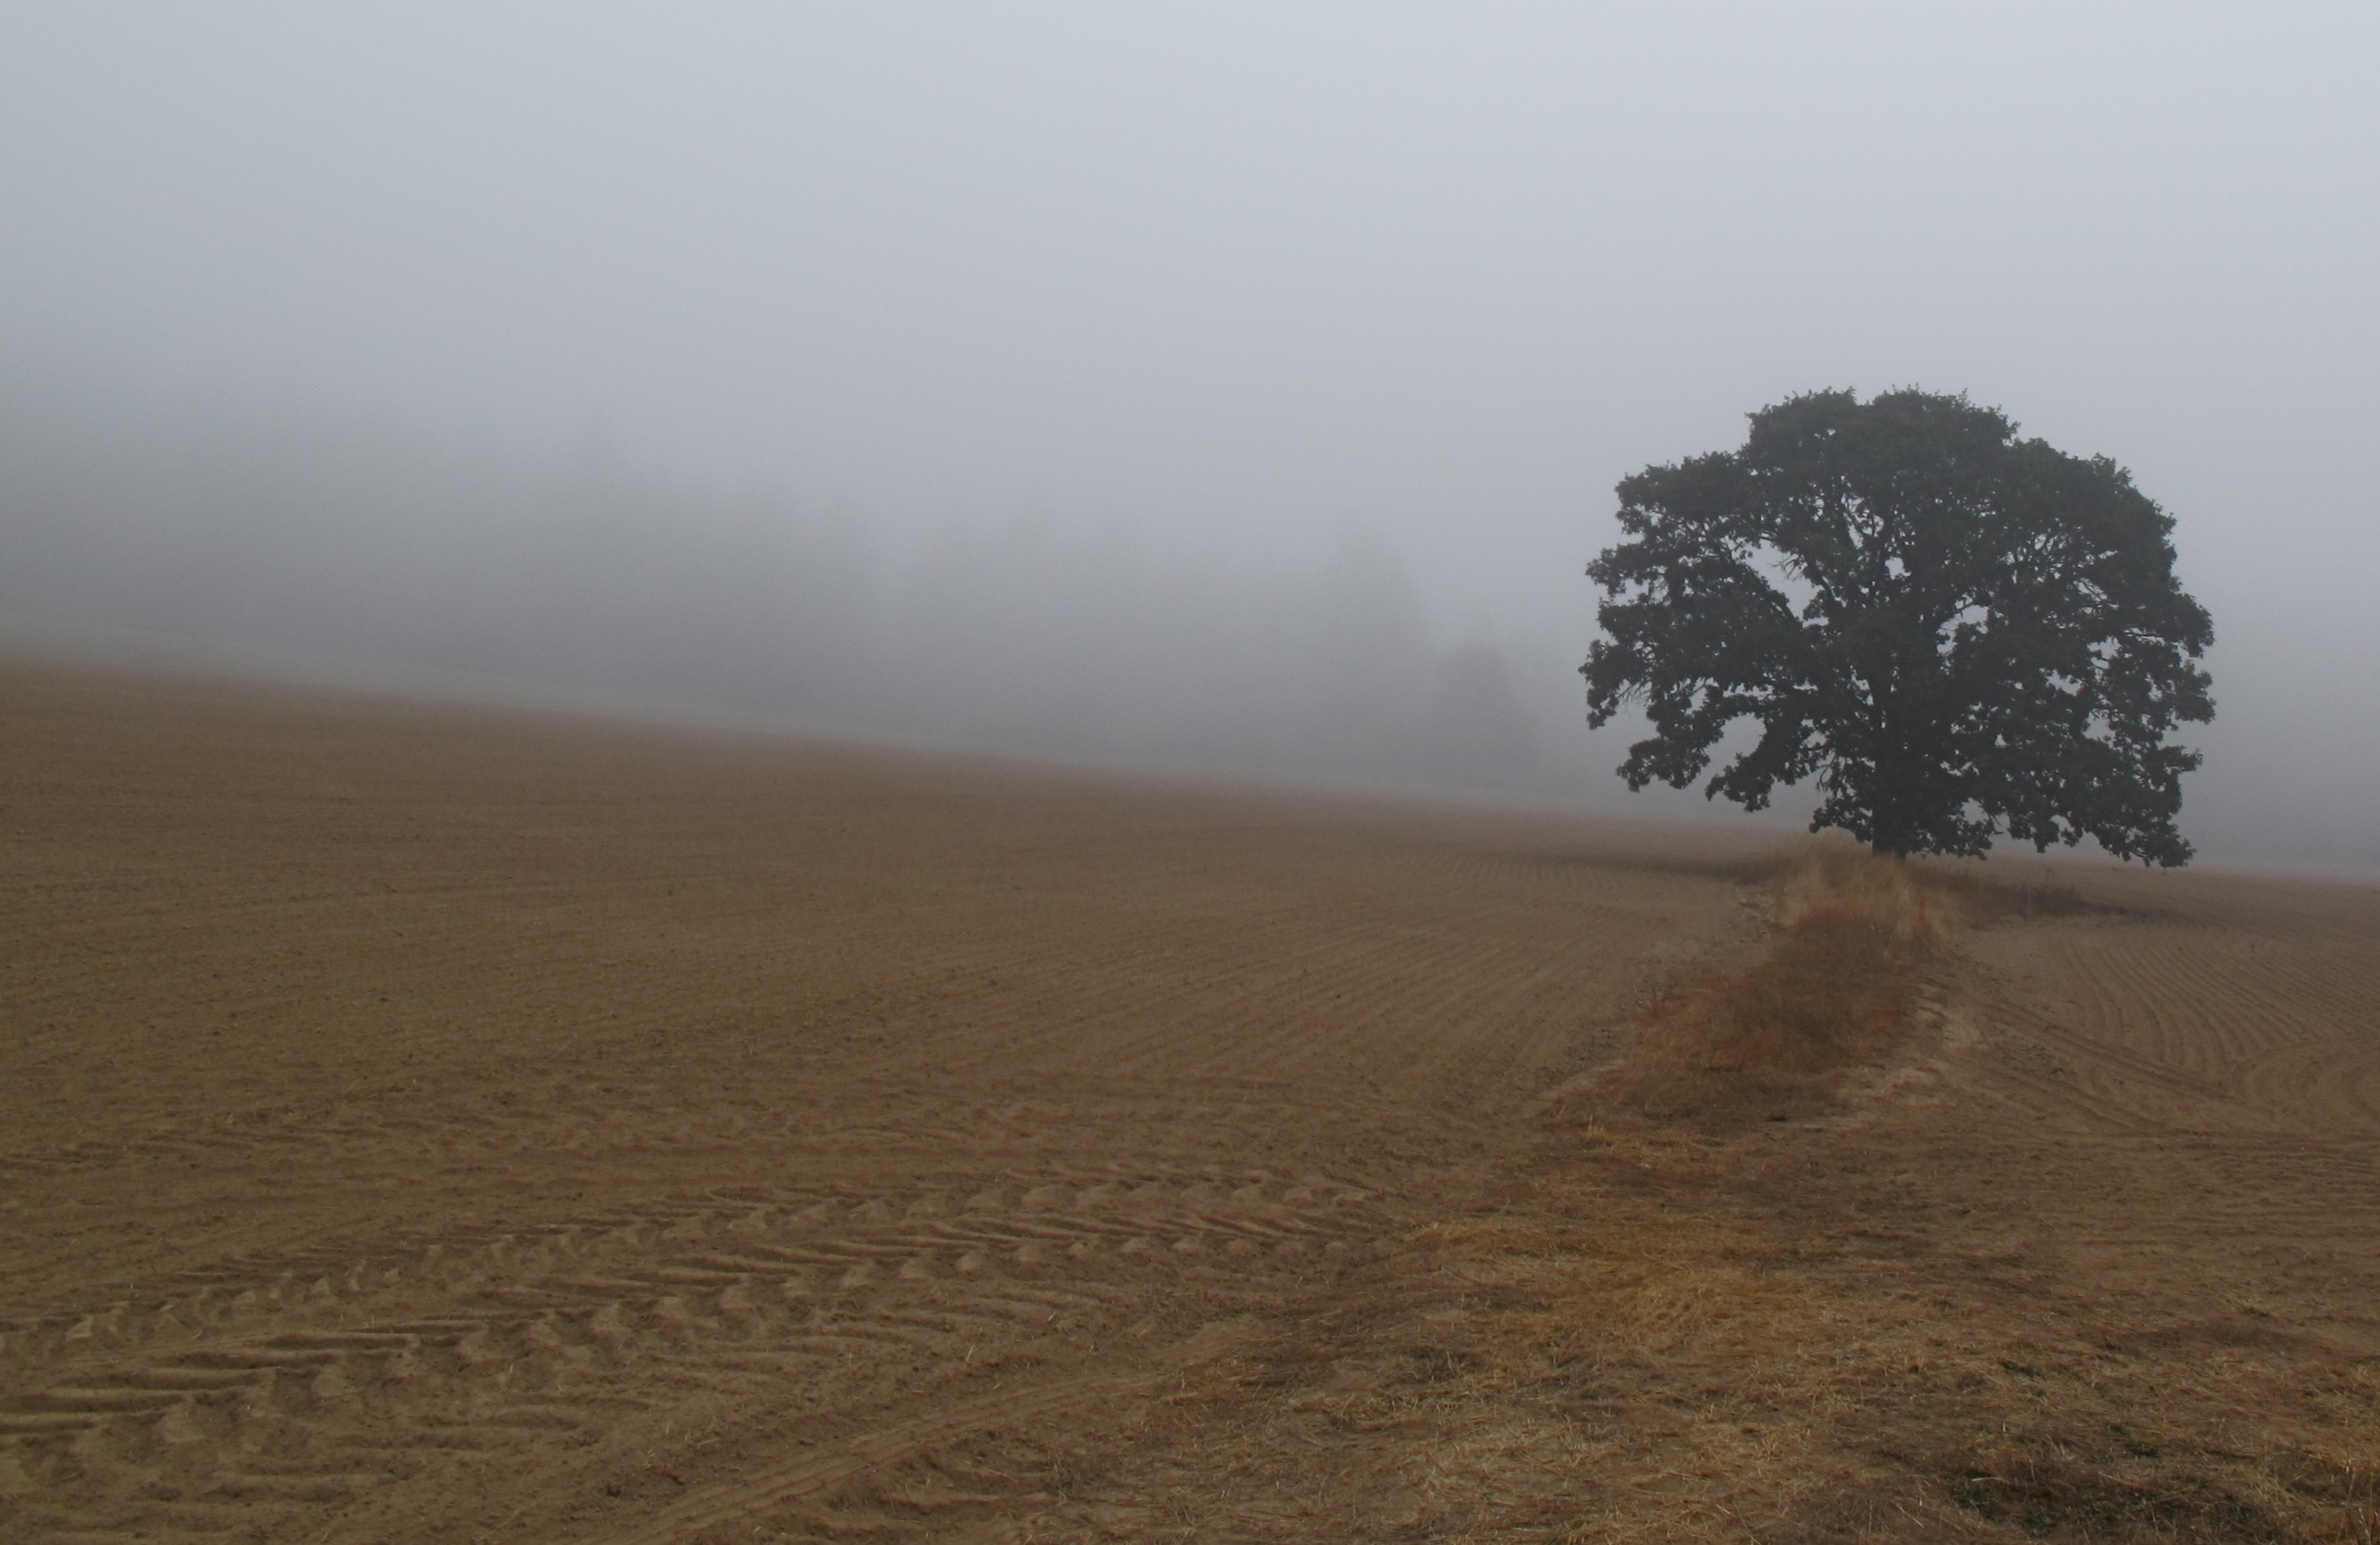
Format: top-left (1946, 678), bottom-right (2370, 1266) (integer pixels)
top-left (583, 1318), bottom-right (1262, 1545)
top-left (2, 1174), bottom-right (1385, 1543)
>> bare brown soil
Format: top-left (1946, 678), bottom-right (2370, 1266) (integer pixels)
top-left (2, 660), bottom-right (2375, 1543)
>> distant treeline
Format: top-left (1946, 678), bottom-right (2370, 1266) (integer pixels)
top-left (0, 380), bottom-right (1549, 793)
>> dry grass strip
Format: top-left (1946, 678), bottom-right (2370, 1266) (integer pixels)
top-left (1607, 846), bottom-right (1962, 1124)
top-left (1108, 850), bottom-right (2380, 1542)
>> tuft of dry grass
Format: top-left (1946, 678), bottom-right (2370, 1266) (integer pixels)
top-left (1607, 846), bottom-right (1961, 1121)
top-left (1766, 844), bottom-right (1966, 946)
top-left (1913, 859), bottom-right (2099, 925)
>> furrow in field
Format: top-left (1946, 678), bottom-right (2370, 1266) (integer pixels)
top-left (1971, 919), bottom-right (2380, 1137)
top-left (586, 1363), bottom-right (1155, 1545)
top-left (905, 908), bottom-right (1481, 1084)
top-left (0, 1166), bottom-right (1377, 1353)
top-left (0, 1177), bottom-right (1383, 1541)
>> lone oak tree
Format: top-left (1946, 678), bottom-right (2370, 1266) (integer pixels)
top-left (1581, 389), bottom-right (2214, 864)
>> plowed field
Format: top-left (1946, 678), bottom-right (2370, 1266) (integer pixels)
top-left (3, 662), bottom-right (2377, 1543)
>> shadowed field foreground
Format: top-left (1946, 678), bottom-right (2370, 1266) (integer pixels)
top-left (2, 662), bottom-right (2378, 1543)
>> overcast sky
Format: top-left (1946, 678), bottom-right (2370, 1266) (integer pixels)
top-left (4, 4), bottom-right (2376, 865)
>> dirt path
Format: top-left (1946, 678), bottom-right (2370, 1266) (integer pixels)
top-left (3, 662), bottom-right (2375, 1543)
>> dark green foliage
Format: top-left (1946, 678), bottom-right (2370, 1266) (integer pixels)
top-left (1582, 389), bottom-right (2214, 864)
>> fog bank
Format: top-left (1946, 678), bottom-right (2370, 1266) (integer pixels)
top-left (5, 6), bottom-right (2377, 870)
top-left (6, 375), bottom-right (2378, 873)
top-left (0, 383), bottom-right (1560, 799)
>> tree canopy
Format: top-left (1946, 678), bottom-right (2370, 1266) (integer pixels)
top-left (1581, 388), bottom-right (2214, 864)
